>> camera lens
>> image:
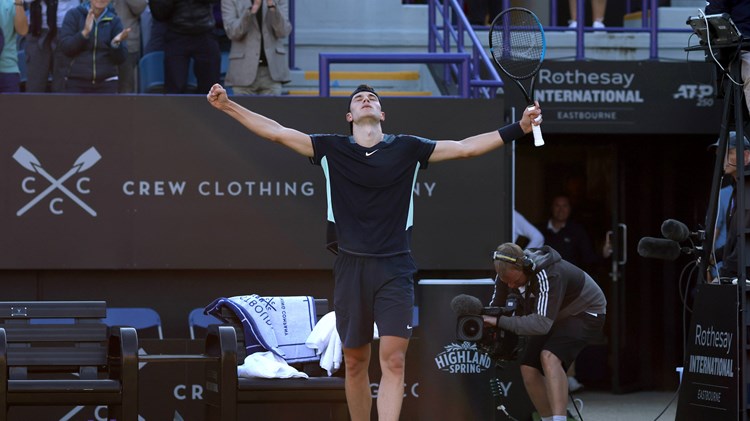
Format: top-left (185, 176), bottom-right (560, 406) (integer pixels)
top-left (462, 319), bottom-right (480, 336)
top-left (456, 316), bottom-right (483, 341)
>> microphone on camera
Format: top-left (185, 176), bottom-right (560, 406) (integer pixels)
top-left (504, 293), bottom-right (520, 314)
top-left (637, 237), bottom-right (681, 261)
top-left (661, 219), bottom-right (691, 242)
top-left (450, 294), bottom-right (484, 316)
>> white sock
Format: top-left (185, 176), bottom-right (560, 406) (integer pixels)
top-left (552, 416), bottom-right (568, 421)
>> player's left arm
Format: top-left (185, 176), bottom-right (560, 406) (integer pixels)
top-left (428, 102), bottom-right (540, 163)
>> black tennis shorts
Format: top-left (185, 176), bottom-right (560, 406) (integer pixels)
top-left (521, 312), bottom-right (605, 372)
top-left (333, 253), bottom-right (417, 349)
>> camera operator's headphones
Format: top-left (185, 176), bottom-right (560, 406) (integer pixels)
top-left (492, 251), bottom-right (535, 273)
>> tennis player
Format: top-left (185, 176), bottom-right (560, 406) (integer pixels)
top-left (207, 83), bottom-right (542, 421)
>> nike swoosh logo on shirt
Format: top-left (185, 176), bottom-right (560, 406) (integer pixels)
top-left (365, 150), bottom-right (379, 157)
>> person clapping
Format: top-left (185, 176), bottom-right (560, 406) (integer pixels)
top-left (58, 0), bottom-right (129, 93)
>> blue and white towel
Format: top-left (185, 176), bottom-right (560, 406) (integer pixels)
top-left (205, 295), bottom-right (319, 364)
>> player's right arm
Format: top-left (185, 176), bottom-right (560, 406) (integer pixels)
top-left (428, 102), bottom-right (540, 162)
top-left (207, 84), bottom-right (314, 157)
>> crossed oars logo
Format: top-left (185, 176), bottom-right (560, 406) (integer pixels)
top-left (13, 146), bottom-right (101, 217)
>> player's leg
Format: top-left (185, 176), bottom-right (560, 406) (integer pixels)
top-left (372, 254), bottom-right (416, 421)
top-left (343, 343), bottom-right (373, 421)
top-left (334, 254), bottom-right (376, 421)
top-left (376, 336), bottom-right (409, 421)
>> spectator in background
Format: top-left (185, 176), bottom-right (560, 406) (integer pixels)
top-left (58, 0), bottom-right (129, 93)
top-left (539, 194), bottom-right (599, 271)
top-left (705, 1), bottom-right (750, 115)
top-left (568, 0), bottom-right (607, 29)
top-left (0, 0), bottom-right (28, 92)
top-left (212, 1), bottom-right (229, 52)
top-left (23, 0), bottom-right (80, 92)
top-left (141, 6), bottom-right (166, 54)
top-left (221, 0), bottom-right (291, 95)
top-left (113, 0), bottom-right (146, 93)
top-left (150, 0), bottom-right (220, 94)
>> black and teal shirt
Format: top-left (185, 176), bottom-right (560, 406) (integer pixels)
top-left (310, 134), bottom-right (436, 257)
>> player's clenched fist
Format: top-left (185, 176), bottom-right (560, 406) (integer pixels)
top-left (207, 84), bottom-right (229, 109)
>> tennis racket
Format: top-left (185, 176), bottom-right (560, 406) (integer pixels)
top-left (489, 8), bottom-right (546, 147)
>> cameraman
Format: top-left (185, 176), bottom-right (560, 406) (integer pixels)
top-left (484, 243), bottom-right (606, 421)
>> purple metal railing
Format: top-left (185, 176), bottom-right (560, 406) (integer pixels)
top-left (507, 0), bottom-right (688, 60)
top-left (428, 0), bottom-right (504, 98)
top-left (288, 0), bottom-right (696, 98)
top-left (542, 0), bottom-right (665, 60)
top-left (318, 53), bottom-right (473, 98)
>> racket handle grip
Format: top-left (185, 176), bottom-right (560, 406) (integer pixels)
top-left (526, 105), bottom-right (544, 147)
top-left (532, 122), bottom-right (544, 147)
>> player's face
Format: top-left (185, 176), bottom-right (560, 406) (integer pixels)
top-left (347, 92), bottom-right (384, 123)
top-left (497, 266), bottom-right (526, 289)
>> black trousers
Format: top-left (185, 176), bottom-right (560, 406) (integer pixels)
top-left (163, 30), bottom-right (220, 94)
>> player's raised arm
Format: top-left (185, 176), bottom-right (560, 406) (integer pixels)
top-left (428, 102), bottom-right (541, 163)
top-left (207, 84), bottom-right (314, 157)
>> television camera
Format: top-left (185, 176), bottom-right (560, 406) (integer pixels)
top-left (451, 293), bottom-right (525, 363)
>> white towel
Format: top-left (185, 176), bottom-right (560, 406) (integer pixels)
top-left (305, 311), bottom-right (379, 376)
top-left (305, 312), bottom-right (340, 376)
top-left (237, 351), bottom-right (309, 379)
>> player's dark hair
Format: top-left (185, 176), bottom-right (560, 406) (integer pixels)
top-left (347, 84), bottom-right (381, 112)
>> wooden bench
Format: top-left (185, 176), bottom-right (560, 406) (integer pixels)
top-left (203, 298), bottom-right (348, 421)
top-left (0, 301), bottom-right (138, 421)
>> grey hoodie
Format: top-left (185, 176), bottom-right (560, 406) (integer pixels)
top-left (490, 246), bottom-right (607, 336)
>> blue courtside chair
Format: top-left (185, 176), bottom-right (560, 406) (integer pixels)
top-left (139, 50), bottom-right (199, 93)
top-left (186, 58), bottom-right (198, 92)
top-left (102, 307), bottom-right (163, 339)
top-left (17, 49), bottom-right (27, 88)
top-left (138, 50), bottom-right (165, 93)
top-left (29, 318), bottom-right (75, 324)
top-left (219, 51), bottom-right (229, 84)
top-left (188, 307), bottom-right (220, 340)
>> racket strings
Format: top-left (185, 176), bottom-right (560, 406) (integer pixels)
top-left (490, 12), bottom-right (544, 79)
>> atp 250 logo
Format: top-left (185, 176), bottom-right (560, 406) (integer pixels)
top-left (14, 146), bottom-right (100, 217)
top-left (673, 84), bottom-right (715, 107)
